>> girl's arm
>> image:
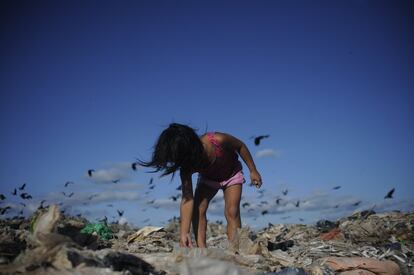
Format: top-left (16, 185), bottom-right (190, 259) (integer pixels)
top-left (179, 170), bottom-right (194, 247)
top-left (220, 133), bottom-right (262, 187)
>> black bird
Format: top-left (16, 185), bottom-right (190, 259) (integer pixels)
top-left (147, 199), bottom-right (155, 204)
top-left (19, 183), bottom-right (26, 191)
top-left (62, 192), bottom-right (74, 198)
top-left (112, 179), bottom-right (120, 184)
top-left (20, 193), bottom-right (32, 200)
top-left (0, 194), bottom-right (5, 200)
top-left (299, 218), bottom-right (304, 222)
top-left (295, 200), bottom-right (300, 207)
top-left (0, 206), bottom-right (11, 215)
top-left (242, 202), bottom-right (250, 208)
top-left (252, 135), bottom-right (270, 146)
top-left (168, 216), bottom-right (178, 222)
top-left (64, 181), bottom-right (74, 187)
top-left (149, 185), bottom-right (155, 190)
top-left (170, 195), bottom-right (180, 201)
top-left (88, 194), bottom-right (98, 200)
top-left (132, 162), bottom-right (138, 171)
top-left (261, 210), bottom-right (268, 215)
top-left (11, 189), bottom-right (17, 196)
top-left (87, 169), bottom-right (95, 177)
top-left (333, 186), bottom-right (341, 190)
top-left (282, 189), bottom-right (288, 196)
top-left (176, 184), bottom-right (182, 191)
top-left (99, 216), bottom-right (108, 224)
top-left (149, 178), bottom-right (154, 185)
top-left (353, 201), bottom-right (361, 206)
top-left (384, 188), bottom-right (395, 199)
top-left (117, 209), bottom-right (124, 217)
top-left (334, 204), bottom-right (339, 208)
top-left (275, 198), bottom-right (282, 205)
top-left (39, 200), bottom-right (46, 209)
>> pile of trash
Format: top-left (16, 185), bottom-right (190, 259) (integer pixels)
top-left (0, 205), bottom-right (412, 275)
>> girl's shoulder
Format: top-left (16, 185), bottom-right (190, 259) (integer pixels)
top-left (212, 132), bottom-right (243, 151)
top-left (210, 131), bottom-right (229, 143)
top-left (201, 131), bottom-right (232, 147)
top-left (203, 131), bottom-right (224, 144)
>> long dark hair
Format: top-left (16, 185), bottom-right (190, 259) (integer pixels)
top-left (139, 123), bottom-right (206, 177)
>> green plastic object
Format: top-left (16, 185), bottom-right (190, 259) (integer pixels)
top-left (80, 223), bottom-right (113, 240)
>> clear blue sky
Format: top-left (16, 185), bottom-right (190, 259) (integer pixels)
top-left (1, 0), bottom-right (413, 228)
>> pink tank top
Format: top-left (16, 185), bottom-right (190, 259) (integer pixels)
top-left (200, 132), bottom-right (242, 181)
top-left (207, 132), bottom-right (223, 157)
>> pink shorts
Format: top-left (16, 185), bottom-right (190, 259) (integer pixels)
top-left (198, 170), bottom-right (245, 190)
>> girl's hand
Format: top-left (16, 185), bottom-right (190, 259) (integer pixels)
top-left (250, 170), bottom-right (262, 188)
top-left (180, 233), bottom-right (193, 248)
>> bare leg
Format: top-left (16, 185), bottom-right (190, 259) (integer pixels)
top-left (192, 183), bottom-right (218, 247)
top-left (223, 184), bottom-right (242, 242)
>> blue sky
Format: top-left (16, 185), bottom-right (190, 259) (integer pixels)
top-left (1, 0), bottom-right (413, 229)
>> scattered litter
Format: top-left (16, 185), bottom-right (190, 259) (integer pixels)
top-left (316, 220), bottom-right (337, 233)
top-left (81, 223), bottom-right (113, 241)
top-left (323, 256), bottom-right (401, 275)
top-left (320, 228), bottom-right (342, 241)
top-left (180, 256), bottom-right (250, 275)
top-left (32, 205), bottom-right (60, 237)
top-left (267, 267), bottom-right (309, 275)
top-left (0, 207), bottom-right (412, 275)
top-left (127, 226), bottom-right (164, 243)
top-left (267, 240), bottom-right (294, 251)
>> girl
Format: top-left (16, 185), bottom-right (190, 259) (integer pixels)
top-left (140, 123), bottom-right (262, 248)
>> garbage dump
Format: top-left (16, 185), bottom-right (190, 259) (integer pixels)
top-left (0, 206), bottom-right (412, 274)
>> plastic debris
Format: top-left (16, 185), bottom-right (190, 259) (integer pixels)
top-left (180, 256), bottom-right (251, 275)
top-left (323, 256), bottom-right (401, 275)
top-left (267, 267), bottom-right (309, 275)
top-left (81, 223), bottom-right (113, 240)
top-left (0, 209), bottom-right (413, 274)
top-left (320, 228), bottom-right (342, 241)
top-left (316, 220), bottom-right (337, 233)
top-left (32, 205), bottom-right (60, 236)
top-left (268, 240), bottom-right (295, 251)
top-left (127, 226), bottom-right (164, 243)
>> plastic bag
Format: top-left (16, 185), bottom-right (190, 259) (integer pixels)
top-left (81, 223), bottom-right (113, 240)
top-left (323, 257), bottom-right (400, 275)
